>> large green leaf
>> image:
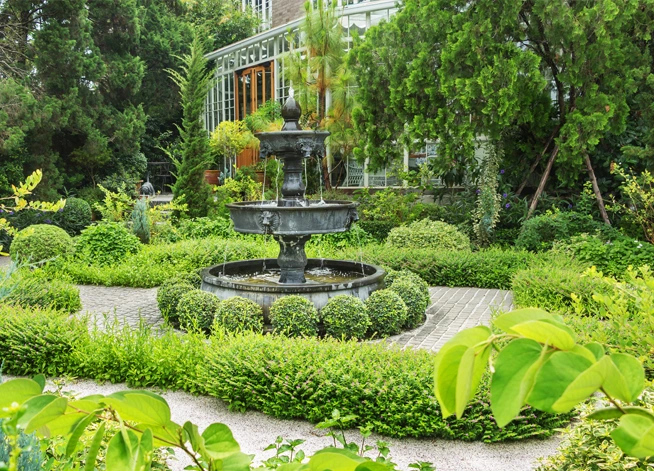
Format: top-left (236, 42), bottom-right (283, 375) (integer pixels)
top-left (603, 354), bottom-right (645, 403)
top-left (66, 411), bottom-right (100, 457)
top-left (550, 356), bottom-right (609, 413)
top-left (510, 319), bottom-right (576, 351)
top-left (217, 451), bottom-right (253, 471)
top-left (493, 308), bottom-right (563, 334)
top-left (587, 407), bottom-right (654, 421)
top-left (584, 342), bottom-right (605, 361)
top-left (103, 391), bottom-right (171, 427)
top-left (202, 423), bottom-right (241, 459)
top-left (17, 395), bottom-right (68, 433)
top-left (308, 448), bottom-right (364, 471)
top-left (491, 338), bottom-right (544, 427)
top-left (434, 326), bottom-right (492, 418)
top-left (434, 344), bottom-right (468, 418)
top-left (85, 422), bottom-right (106, 471)
top-left (0, 379), bottom-right (43, 414)
top-left (611, 414), bottom-right (654, 458)
top-left (106, 428), bottom-right (140, 471)
top-left (134, 420), bottom-right (182, 448)
top-left (527, 351), bottom-right (593, 413)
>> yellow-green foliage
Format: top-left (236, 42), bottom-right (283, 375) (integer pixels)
top-left (386, 219), bottom-right (471, 251)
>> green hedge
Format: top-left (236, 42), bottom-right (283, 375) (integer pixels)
top-left (338, 245), bottom-right (555, 290)
top-left (512, 261), bottom-right (612, 313)
top-left (0, 305), bottom-right (570, 443)
top-left (50, 237), bottom-right (271, 288)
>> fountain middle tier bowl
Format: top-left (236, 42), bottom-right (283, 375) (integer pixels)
top-left (226, 200), bottom-right (358, 235)
top-left (200, 258), bottom-right (385, 316)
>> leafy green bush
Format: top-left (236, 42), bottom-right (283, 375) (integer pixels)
top-left (320, 295), bottom-right (369, 339)
top-left (270, 295), bottom-right (320, 337)
top-left (214, 296), bottom-right (264, 333)
top-left (0, 306), bottom-right (570, 442)
top-left (365, 289), bottom-right (407, 337)
top-left (387, 219), bottom-right (471, 251)
top-left (560, 234), bottom-right (654, 278)
top-left (515, 211), bottom-right (621, 252)
top-left (357, 220), bottom-right (397, 242)
top-left (51, 237), bottom-right (268, 288)
top-left (76, 222), bottom-right (141, 266)
top-left (512, 261), bottom-right (612, 313)
top-left (384, 269), bottom-right (430, 307)
top-left (177, 217), bottom-right (235, 239)
top-left (157, 281), bottom-right (193, 327)
top-left (9, 224), bottom-right (74, 264)
top-left (54, 197), bottom-right (92, 236)
top-left (0, 304), bottom-right (86, 377)
top-left (203, 333), bottom-right (570, 441)
top-left (389, 279), bottom-right (427, 329)
top-left (169, 271), bottom-right (203, 288)
top-left (537, 390), bottom-right (654, 470)
top-left (333, 245), bottom-right (552, 289)
top-left (564, 266), bottom-right (654, 378)
top-left (6, 274), bottom-right (81, 313)
top-left (177, 289), bottom-right (220, 333)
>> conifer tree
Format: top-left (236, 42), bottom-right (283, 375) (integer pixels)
top-left (168, 33), bottom-right (213, 218)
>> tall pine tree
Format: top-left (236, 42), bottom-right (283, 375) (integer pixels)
top-left (168, 33), bottom-right (213, 218)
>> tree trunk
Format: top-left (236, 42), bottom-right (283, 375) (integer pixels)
top-left (527, 144), bottom-right (559, 218)
top-left (584, 153), bottom-right (611, 225)
top-left (516, 125), bottom-right (561, 196)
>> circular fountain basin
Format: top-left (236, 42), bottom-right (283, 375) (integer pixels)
top-left (226, 200), bottom-right (358, 235)
top-left (201, 258), bottom-right (385, 317)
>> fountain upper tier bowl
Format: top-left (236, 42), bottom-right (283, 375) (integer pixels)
top-left (226, 200), bottom-right (359, 235)
top-left (257, 130), bottom-right (330, 160)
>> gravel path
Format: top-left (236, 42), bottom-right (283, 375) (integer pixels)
top-left (57, 379), bottom-right (561, 471)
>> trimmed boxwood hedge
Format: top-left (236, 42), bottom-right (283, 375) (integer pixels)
top-left (0, 305), bottom-right (571, 443)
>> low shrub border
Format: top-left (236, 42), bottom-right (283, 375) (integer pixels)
top-left (47, 237), bottom-right (567, 290)
top-left (0, 305), bottom-right (571, 443)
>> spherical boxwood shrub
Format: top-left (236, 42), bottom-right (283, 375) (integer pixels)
top-left (389, 279), bottom-right (427, 329)
top-left (270, 295), bottom-right (320, 337)
top-left (157, 281), bottom-right (193, 327)
top-left (320, 295), bottom-right (369, 340)
top-left (76, 222), bottom-right (140, 265)
top-left (365, 289), bottom-right (407, 338)
top-left (169, 272), bottom-right (203, 289)
top-left (177, 289), bottom-right (221, 333)
top-left (54, 197), bottom-right (92, 236)
top-left (214, 296), bottom-right (264, 333)
top-left (9, 224), bottom-right (74, 265)
top-left (386, 218), bottom-right (470, 251)
top-left (384, 269), bottom-right (430, 307)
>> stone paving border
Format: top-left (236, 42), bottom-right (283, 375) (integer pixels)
top-left (77, 284), bottom-right (512, 351)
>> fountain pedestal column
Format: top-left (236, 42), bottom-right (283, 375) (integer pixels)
top-left (274, 235), bottom-right (310, 283)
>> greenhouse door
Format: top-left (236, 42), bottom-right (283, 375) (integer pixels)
top-left (234, 62), bottom-right (274, 168)
top-left (235, 62), bottom-right (274, 121)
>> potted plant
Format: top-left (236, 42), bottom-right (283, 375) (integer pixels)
top-left (209, 121), bottom-right (255, 185)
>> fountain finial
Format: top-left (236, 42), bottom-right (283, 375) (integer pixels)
top-left (281, 91), bottom-right (302, 131)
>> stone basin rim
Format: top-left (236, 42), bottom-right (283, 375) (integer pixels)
top-left (226, 200), bottom-right (358, 210)
top-left (255, 130), bottom-right (330, 138)
top-left (201, 258), bottom-right (385, 294)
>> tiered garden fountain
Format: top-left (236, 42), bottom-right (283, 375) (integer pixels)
top-left (201, 92), bottom-right (384, 314)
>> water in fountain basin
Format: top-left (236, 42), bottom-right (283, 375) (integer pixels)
top-left (222, 267), bottom-right (364, 286)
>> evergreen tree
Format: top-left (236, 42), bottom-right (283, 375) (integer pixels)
top-left (351, 0), bottom-right (653, 215)
top-left (168, 33), bottom-right (213, 218)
